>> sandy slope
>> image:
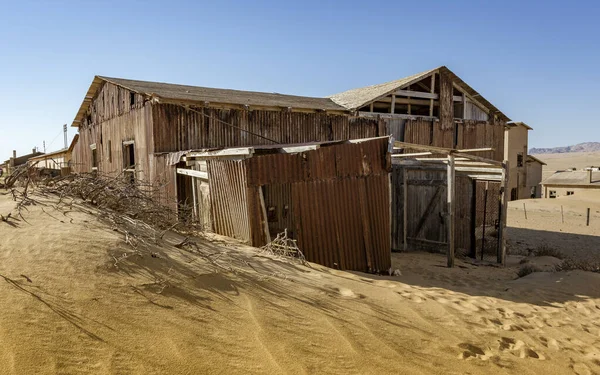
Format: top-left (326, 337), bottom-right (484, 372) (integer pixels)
top-left (1, 192), bottom-right (600, 374)
top-left (507, 194), bottom-right (600, 262)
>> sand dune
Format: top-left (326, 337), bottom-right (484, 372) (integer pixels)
top-left (1, 192), bottom-right (600, 374)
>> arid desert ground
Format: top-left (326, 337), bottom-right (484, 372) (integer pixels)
top-left (1, 166), bottom-right (600, 375)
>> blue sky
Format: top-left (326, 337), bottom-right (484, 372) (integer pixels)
top-left (1, 0), bottom-right (599, 157)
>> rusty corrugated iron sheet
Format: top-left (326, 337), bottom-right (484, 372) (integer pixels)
top-left (206, 137), bottom-right (392, 272)
top-left (245, 137), bottom-right (391, 186)
top-left (207, 160), bottom-right (251, 242)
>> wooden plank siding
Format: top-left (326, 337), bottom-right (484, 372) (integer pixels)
top-left (151, 104), bottom-right (381, 153)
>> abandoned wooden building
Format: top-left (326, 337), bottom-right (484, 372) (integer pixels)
top-left (70, 65), bottom-right (510, 267)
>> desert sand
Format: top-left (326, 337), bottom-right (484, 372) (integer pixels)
top-left (1, 192), bottom-right (600, 375)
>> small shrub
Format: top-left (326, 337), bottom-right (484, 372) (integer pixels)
top-left (555, 259), bottom-right (600, 273)
top-left (533, 244), bottom-right (564, 259)
top-left (519, 258), bottom-right (530, 265)
top-left (517, 264), bottom-right (541, 278)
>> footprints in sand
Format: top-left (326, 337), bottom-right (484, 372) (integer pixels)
top-left (498, 337), bottom-right (544, 359)
top-left (458, 337), bottom-right (544, 362)
top-left (458, 343), bottom-right (490, 360)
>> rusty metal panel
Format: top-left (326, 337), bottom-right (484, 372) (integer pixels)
top-left (291, 175), bottom-right (390, 272)
top-left (207, 160), bottom-right (251, 243)
top-left (245, 137), bottom-right (390, 186)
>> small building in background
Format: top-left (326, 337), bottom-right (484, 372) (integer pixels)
top-left (541, 170), bottom-right (600, 198)
top-left (2, 148), bottom-right (45, 176)
top-left (28, 134), bottom-right (79, 176)
top-left (526, 155), bottom-right (546, 198)
top-left (504, 122), bottom-right (544, 200)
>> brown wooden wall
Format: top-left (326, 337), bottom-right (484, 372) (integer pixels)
top-left (152, 104), bottom-right (382, 153)
top-left (391, 166), bottom-right (474, 255)
top-left (402, 118), bottom-right (505, 162)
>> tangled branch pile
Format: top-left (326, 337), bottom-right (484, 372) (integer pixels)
top-left (3, 166), bottom-right (197, 237)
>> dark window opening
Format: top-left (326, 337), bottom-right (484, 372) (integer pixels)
top-left (267, 206), bottom-right (278, 222)
top-left (567, 191), bottom-right (574, 196)
top-left (107, 140), bottom-right (112, 163)
top-left (549, 190), bottom-right (557, 198)
top-left (130, 92), bottom-right (135, 107)
top-left (123, 143), bottom-right (135, 169)
top-left (91, 147), bottom-right (98, 170)
top-left (517, 153), bottom-right (524, 168)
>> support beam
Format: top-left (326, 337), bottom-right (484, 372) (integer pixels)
top-left (429, 73), bottom-right (436, 117)
top-left (454, 152), bottom-right (503, 166)
top-left (390, 94), bottom-right (396, 114)
top-left (462, 93), bottom-right (467, 119)
top-left (395, 90), bottom-right (438, 99)
top-left (177, 168), bottom-right (209, 180)
top-left (191, 178), bottom-right (198, 220)
top-left (497, 160), bottom-right (509, 265)
top-left (187, 148), bottom-right (254, 159)
top-left (403, 168), bottom-right (408, 252)
top-left (391, 152), bottom-right (433, 158)
top-left (447, 154), bottom-right (456, 268)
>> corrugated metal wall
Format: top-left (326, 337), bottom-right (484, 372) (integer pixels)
top-left (207, 160), bottom-right (251, 242)
top-left (205, 138), bottom-right (392, 272)
top-left (290, 175), bottom-right (391, 272)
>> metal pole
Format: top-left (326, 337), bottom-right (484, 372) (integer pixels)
top-left (587, 208), bottom-right (591, 226)
top-left (63, 124), bottom-right (68, 149)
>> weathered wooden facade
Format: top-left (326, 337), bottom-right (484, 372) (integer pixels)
top-left (70, 66), bottom-right (510, 266)
top-left (177, 137), bottom-right (392, 272)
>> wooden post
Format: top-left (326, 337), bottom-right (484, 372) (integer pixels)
top-left (523, 202), bottom-right (527, 220)
top-left (369, 102), bottom-right (374, 112)
top-left (497, 160), bottom-right (509, 265)
top-left (561, 205), bottom-right (564, 223)
top-left (481, 182), bottom-right (488, 261)
top-left (429, 73), bottom-right (436, 117)
top-left (403, 168), bottom-right (408, 252)
top-left (390, 94), bottom-right (396, 114)
top-left (587, 208), bottom-right (591, 226)
top-left (191, 176), bottom-right (198, 221)
top-left (447, 154), bottom-right (455, 268)
top-left (258, 187), bottom-right (271, 243)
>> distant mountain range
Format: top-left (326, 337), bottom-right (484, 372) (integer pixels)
top-left (529, 142), bottom-right (600, 154)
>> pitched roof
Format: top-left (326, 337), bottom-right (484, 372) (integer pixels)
top-left (72, 76), bottom-right (346, 126)
top-left (542, 170), bottom-right (600, 186)
top-left (328, 68), bottom-right (437, 110)
top-left (527, 154), bottom-right (546, 165)
top-left (507, 121), bottom-right (533, 130)
top-left (329, 66), bottom-right (510, 121)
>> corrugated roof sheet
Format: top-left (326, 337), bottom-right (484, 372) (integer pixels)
top-left (72, 66), bottom-right (510, 127)
top-left (102, 76), bottom-right (346, 111)
top-left (71, 76), bottom-right (347, 127)
top-left (542, 170), bottom-right (600, 186)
